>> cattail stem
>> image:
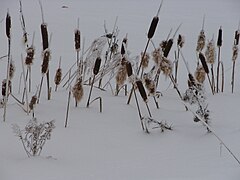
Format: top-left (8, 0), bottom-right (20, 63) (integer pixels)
top-left (133, 87), bottom-right (144, 131)
top-left (89, 97), bottom-right (102, 113)
top-left (21, 68), bottom-right (28, 103)
top-left (86, 75), bottom-right (95, 108)
top-left (21, 55), bottom-right (29, 115)
top-left (28, 66), bottom-right (31, 92)
top-left (207, 74), bottom-right (214, 95)
top-left (210, 65), bottom-right (215, 93)
top-left (46, 71), bottom-right (51, 100)
top-left (216, 47), bottom-right (221, 93)
top-left (65, 86), bottom-right (71, 128)
top-left (18, 72), bottom-right (23, 94)
top-left (37, 76), bottom-right (44, 104)
top-left (221, 61), bottom-right (224, 92)
top-left (145, 102), bottom-right (152, 118)
top-left (231, 61), bottom-right (236, 93)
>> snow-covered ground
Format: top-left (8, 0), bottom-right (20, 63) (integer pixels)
top-left (0, 0), bottom-right (240, 179)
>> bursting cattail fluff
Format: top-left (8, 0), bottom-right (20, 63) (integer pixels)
top-left (159, 57), bottom-right (173, 76)
top-left (205, 39), bottom-right (215, 64)
top-left (188, 73), bottom-right (196, 87)
top-left (25, 46), bottom-right (35, 66)
top-left (152, 48), bottom-right (163, 65)
top-left (195, 66), bottom-right (206, 83)
top-left (143, 73), bottom-right (156, 96)
top-left (232, 44), bottom-right (238, 62)
top-left (9, 60), bottom-right (15, 80)
top-left (196, 30), bottom-right (206, 52)
top-left (163, 38), bottom-right (173, 58)
top-left (54, 67), bottom-right (62, 86)
top-left (41, 49), bottom-right (51, 74)
top-left (141, 52), bottom-right (150, 69)
top-left (116, 59), bottom-right (127, 87)
top-left (29, 95), bottom-right (37, 110)
top-left (160, 40), bottom-right (167, 52)
top-left (177, 34), bottom-right (185, 48)
top-left (72, 77), bottom-right (84, 104)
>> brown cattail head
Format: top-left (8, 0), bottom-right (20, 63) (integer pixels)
top-left (196, 30), bottom-right (206, 52)
top-left (143, 74), bottom-right (156, 96)
top-left (41, 23), bottom-right (49, 50)
top-left (126, 61), bottom-right (133, 77)
top-left (159, 57), bottom-right (173, 76)
top-left (232, 44), bottom-right (238, 62)
top-left (147, 16), bottom-right (159, 39)
top-left (217, 27), bottom-right (222, 47)
top-left (205, 39), bottom-right (215, 64)
top-left (188, 73), bottom-right (196, 87)
top-left (72, 77), bottom-right (84, 103)
top-left (9, 60), bottom-right (15, 80)
top-left (160, 40), bottom-right (167, 52)
top-left (6, 12), bottom-right (11, 39)
top-left (25, 46), bottom-right (35, 66)
top-left (93, 57), bottom-right (101, 75)
top-left (163, 38), bottom-right (173, 57)
top-left (116, 61), bottom-right (127, 86)
top-left (54, 68), bottom-right (62, 86)
top-left (136, 80), bottom-right (148, 102)
top-left (177, 34), bottom-right (185, 48)
top-left (41, 49), bottom-right (51, 74)
top-left (141, 52), bottom-right (150, 69)
top-left (152, 48), bottom-right (163, 65)
top-left (75, 29), bottom-right (81, 51)
top-left (111, 43), bottom-right (118, 54)
top-left (195, 66), bottom-right (206, 83)
top-left (199, 53), bottom-right (209, 74)
top-left (2, 79), bottom-right (11, 97)
top-left (234, 30), bottom-right (239, 45)
top-left (121, 37), bottom-right (127, 55)
top-left (29, 95), bottom-right (37, 110)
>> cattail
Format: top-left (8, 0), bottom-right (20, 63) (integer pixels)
top-left (54, 68), bottom-right (62, 86)
top-left (41, 49), bottom-right (51, 74)
top-left (143, 74), bottom-right (156, 96)
top-left (232, 44), bottom-right (238, 62)
top-left (2, 79), bottom-right (11, 97)
top-left (188, 73), bottom-right (196, 87)
top-left (177, 34), bottom-right (185, 48)
top-left (121, 37), bottom-right (127, 56)
top-left (75, 29), bottom-right (80, 51)
top-left (72, 77), bottom-right (84, 106)
top-left (234, 30), bottom-right (239, 45)
top-left (111, 43), bottom-right (118, 54)
top-left (205, 39), bottom-right (215, 64)
top-left (9, 60), bottom-right (15, 80)
top-left (217, 27), bottom-right (222, 47)
top-left (6, 12), bottom-right (11, 39)
top-left (41, 23), bottom-right (48, 50)
top-left (163, 38), bottom-right (173, 57)
top-left (136, 80), bottom-right (148, 102)
top-left (29, 95), bottom-right (37, 110)
top-left (199, 53), bottom-right (209, 74)
top-left (25, 46), bottom-right (35, 66)
top-left (141, 52), bottom-right (150, 68)
top-left (152, 48), bottom-right (162, 65)
top-left (196, 30), bottom-right (206, 52)
top-left (116, 60), bottom-right (127, 87)
top-left (195, 66), bottom-right (206, 83)
top-left (159, 57), bottom-right (173, 76)
top-left (93, 57), bottom-right (101, 75)
top-left (147, 16), bottom-right (159, 39)
top-left (160, 40), bottom-right (167, 52)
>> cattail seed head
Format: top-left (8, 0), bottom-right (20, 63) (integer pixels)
top-left (6, 12), bottom-right (11, 39)
top-left (152, 48), bottom-right (163, 65)
top-left (9, 60), bottom-right (15, 80)
top-left (75, 29), bottom-right (81, 51)
top-left (93, 57), bottom-right (101, 75)
top-left (234, 30), bottom-right (239, 45)
top-left (163, 38), bottom-right (173, 58)
top-left (188, 73), bottom-right (196, 87)
top-left (199, 53), bottom-right (209, 74)
top-left (25, 46), bottom-right (35, 66)
top-left (2, 79), bottom-right (11, 97)
top-left (159, 57), bottom-right (173, 76)
top-left (111, 43), bottom-right (118, 54)
top-left (29, 95), bottom-right (37, 110)
top-left (116, 61), bottom-right (127, 87)
top-left (126, 61), bottom-right (133, 77)
top-left (205, 39), bottom-right (215, 64)
top-left (177, 34), bottom-right (185, 48)
top-left (195, 66), bottom-right (206, 83)
top-left (54, 68), bottom-right (62, 86)
top-left (160, 40), bottom-right (167, 52)
top-left (147, 16), bottom-right (159, 39)
top-left (217, 27), bottom-right (222, 47)
top-left (136, 80), bottom-right (148, 102)
top-left (41, 49), bottom-right (51, 74)
top-left (72, 77), bottom-right (84, 103)
top-left (41, 23), bottom-right (49, 50)
top-left (232, 44), bottom-right (238, 62)
top-left (141, 52), bottom-right (150, 69)
top-left (196, 30), bottom-right (206, 52)
top-left (143, 74), bottom-right (156, 96)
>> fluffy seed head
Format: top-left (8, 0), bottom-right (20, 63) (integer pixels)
top-left (232, 44), bottom-right (238, 62)
top-left (141, 52), bottom-right (150, 69)
top-left (72, 77), bottom-right (84, 103)
top-left (159, 57), bottom-right (173, 76)
top-left (54, 68), bottom-right (62, 86)
top-left (9, 60), bottom-right (15, 80)
top-left (195, 66), bottom-right (206, 83)
top-left (143, 74), bottom-right (156, 96)
top-left (152, 48), bottom-right (163, 65)
top-left (25, 46), bottom-right (35, 66)
top-left (29, 95), bottom-right (37, 110)
top-left (205, 39), bottom-right (215, 64)
top-left (196, 30), bottom-right (206, 52)
top-left (116, 60), bottom-right (127, 86)
top-left (177, 34), bottom-right (185, 48)
top-left (41, 49), bottom-right (51, 74)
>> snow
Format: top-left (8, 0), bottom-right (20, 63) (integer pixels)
top-left (0, 0), bottom-right (240, 179)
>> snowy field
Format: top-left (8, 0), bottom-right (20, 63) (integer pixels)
top-left (1, 0), bottom-right (240, 179)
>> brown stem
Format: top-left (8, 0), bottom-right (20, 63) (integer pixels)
top-left (86, 75), bottom-right (95, 107)
top-left (231, 61), bottom-right (236, 93)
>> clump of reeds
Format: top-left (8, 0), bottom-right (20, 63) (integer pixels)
top-left (159, 57), bottom-right (173, 77)
top-left (194, 66), bottom-right (206, 84)
top-left (72, 77), bottom-right (84, 107)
